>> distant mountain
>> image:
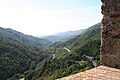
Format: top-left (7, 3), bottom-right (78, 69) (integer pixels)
top-left (0, 27), bottom-right (52, 47)
top-left (51, 23), bottom-right (101, 49)
top-left (25, 23), bottom-right (102, 80)
top-left (0, 23), bottom-right (102, 80)
top-left (63, 23), bottom-right (101, 49)
top-left (57, 29), bottom-right (85, 36)
top-left (41, 29), bottom-right (85, 43)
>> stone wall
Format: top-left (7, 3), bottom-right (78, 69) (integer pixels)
top-left (101, 0), bottom-right (120, 68)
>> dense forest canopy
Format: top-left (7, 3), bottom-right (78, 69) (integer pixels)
top-left (0, 23), bottom-right (101, 80)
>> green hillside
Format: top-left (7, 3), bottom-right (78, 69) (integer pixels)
top-left (0, 37), bottom-right (52, 80)
top-left (0, 27), bottom-right (52, 47)
top-left (24, 23), bottom-right (101, 80)
top-left (0, 27), bottom-right (52, 80)
top-left (0, 23), bottom-right (101, 80)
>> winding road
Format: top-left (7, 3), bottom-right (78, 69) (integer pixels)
top-left (64, 47), bottom-right (71, 52)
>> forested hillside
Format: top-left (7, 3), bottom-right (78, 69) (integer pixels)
top-left (0, 23), bottom-right (101, 80)
top-left (0, 37), bottom-right (52, 80)
top-left (24, 23), bottom-right (101, 80)
top-left (51, 23), bottom-right (101, 49)
top-left (0, 27), bottom-right (52, 47)
top-left (0, 27), bottom-right (52, 80)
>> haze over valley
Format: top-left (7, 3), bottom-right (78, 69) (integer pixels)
top-left (0, 0), bottom-right (102, 80)
top-left (0, 23), bottom-right (101, 80)
top-left (0, 0), bottom-right (102, 36)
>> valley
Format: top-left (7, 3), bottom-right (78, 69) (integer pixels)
top-left (0, 23), bottom-right (101, 80)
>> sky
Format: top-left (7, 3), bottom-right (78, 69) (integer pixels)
top-left (0, 0), bottom-right (102, 36)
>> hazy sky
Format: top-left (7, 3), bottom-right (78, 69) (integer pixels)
top-left (0, 0), bottom-right (102, 36)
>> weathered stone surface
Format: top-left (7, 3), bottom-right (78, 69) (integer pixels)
top-left (101, 0), bottom-right (120, 68)
top-left (101, 0), bottom-right (120, 15)
top-left (58, 66), bottom-right (120, 80)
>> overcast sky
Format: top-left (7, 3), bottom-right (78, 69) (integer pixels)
top-left (0, 0), bottom-right (102, 36)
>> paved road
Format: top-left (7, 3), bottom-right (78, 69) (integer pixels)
top-left (64, 47), bottom-right (71, 52)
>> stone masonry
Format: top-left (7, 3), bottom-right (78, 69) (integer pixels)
top-left (101, 0), bottom-right (120, 68)
top-left (58, 66), bottom-right (120, 80)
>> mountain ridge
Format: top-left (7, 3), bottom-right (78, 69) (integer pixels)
top-left (0, 27), bottom-right (52, 47)
top-left (41, 29), bottom-right (85, 43)
top-left (0, 23), bottom-right (101, 80)
top-left (24, 23), bottom-right (101, 80)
